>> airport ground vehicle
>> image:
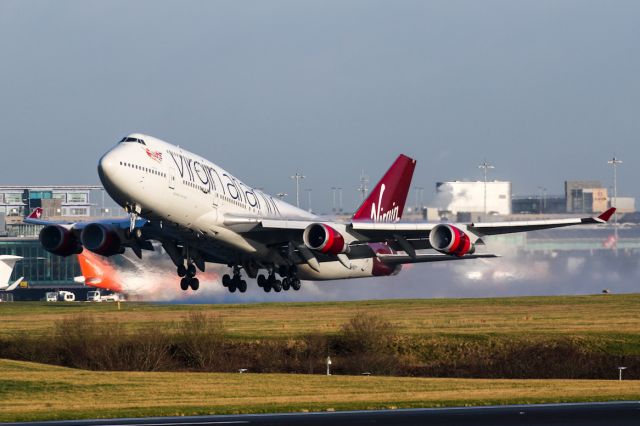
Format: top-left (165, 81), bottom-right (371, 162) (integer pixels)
top-left (86, 290), bottom-right (102, 301)
top-left (86, 290), bottom-right (121, 302)
top-left (45, 291), bottom-right (76, 302)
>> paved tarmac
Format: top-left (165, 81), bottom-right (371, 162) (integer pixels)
top-left (3, 402), bottom-right (639, 426)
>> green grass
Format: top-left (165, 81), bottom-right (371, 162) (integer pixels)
top-left (2, 294), bottom-right (639, 353)
top-left (1, 295), bottom-right (639, 421)
top-left (0, 358), bottom-right (639, 422)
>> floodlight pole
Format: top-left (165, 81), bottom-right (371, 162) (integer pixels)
top-left (478, 160), bottom-right (495, 215)
top-left (331, 187), bottom-right (337, 213)
top-left (291, 172), bottom-right (305, 208)
top-left (414, 186), bottom-right (424, 212)
top-left (306, 188), bottom-right (312, 213)
top-left (326, 356), bottom-right (332, 376)
top-left (358, 171), bottom-right (369, 201)
top-left (538, 186), bottom-right (547, 214)
top-left (608, 156), bottom-right (622, 254)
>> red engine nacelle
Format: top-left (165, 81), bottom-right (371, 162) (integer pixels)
top-left (303, 223), bottom-right (348, 255)
top-left (39, 225), bottom-right (83, 257)
top-left (80, 223), bottom-right (124, 257)
top-left (429, 224), bottom-right (475, 257)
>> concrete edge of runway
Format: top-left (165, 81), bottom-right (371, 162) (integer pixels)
top-left (2, 400), bottom-right (639, 426)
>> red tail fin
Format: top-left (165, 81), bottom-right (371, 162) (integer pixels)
top-left (352, 154), bottom-right (416, 222)
top-left (77, 251), bottom-right (123, 292)
top-left (27, 208), bottom-right (43, 219)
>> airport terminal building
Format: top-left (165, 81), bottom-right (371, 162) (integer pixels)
top-left (0, 185), bottom-right (123, 300)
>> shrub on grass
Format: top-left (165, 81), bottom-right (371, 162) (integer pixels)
top-left (333, 312), bottom-right (401, 375)
top-left (174, 312), bottom-right (226, 371)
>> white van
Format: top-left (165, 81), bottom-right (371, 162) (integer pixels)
top-left (46, 292), bottom-right (58, 302)
top-left (57, 291), bottom-right (75, 302)
top-left (86, 290), bottom-right (102, 302)
top-left (101, 293), bottom-right (121, 302)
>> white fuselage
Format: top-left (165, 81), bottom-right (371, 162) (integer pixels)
top-left (97, 134), bottom-right (383, 280)
top-left (100, 135), bottom-right (313, 226)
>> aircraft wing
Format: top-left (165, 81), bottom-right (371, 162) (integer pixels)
top-left (23, 207), bottom-right (145, 230)
top-left (23, 216), bottom-right (145, 230)
top-left (467, 208), bottom-right (614, 235)
top-left (255, 208), bottom-right (615, 244)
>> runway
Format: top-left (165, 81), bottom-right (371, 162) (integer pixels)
top-left (3, 402), bottom-right (639, 426)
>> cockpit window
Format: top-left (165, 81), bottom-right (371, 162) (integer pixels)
top-left (119, 137), bottom-right (146, 145)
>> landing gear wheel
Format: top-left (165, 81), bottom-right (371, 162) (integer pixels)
top-left (187, 263), bottom-right (197, 277)
top-left (282, 278), bottom-right (291, 291)
top-left (278, 265), bottom-right (289, 277)
top-left (273, 280), bottom-right (282, 292)
top-left (229, 284), bottom-right (237, 293)
top-left (177, 264), bottom-right (187, 277)
top-left (257, 274), bottom-right (266, 287)
top-left (291, 279), bottom-right (302, 291)
top-left (180, 277), bottom-right (189, 291)
top-left (238, 280), bottom-right (247, 293)
top-left (263, 285), bottom-right (271, 293)
top-left (190, 277), bottom-right (200, 291)
top-left (222, 274), bottom-right (231, 287)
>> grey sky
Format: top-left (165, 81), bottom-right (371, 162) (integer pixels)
top-left (1, 0), bottom-right (638, 213)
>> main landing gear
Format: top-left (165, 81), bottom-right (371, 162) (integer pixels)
top-left (222, 266), bottom-right (247, 293)
top-left (178, 262), bottom-right (199, 291)
top-left (256, 265), bottom-right (301, 293)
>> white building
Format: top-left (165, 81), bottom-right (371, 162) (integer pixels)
top-left (435, 181), bottom-right (512, 216)
top-left (610, 197), bottom-right (636, 213)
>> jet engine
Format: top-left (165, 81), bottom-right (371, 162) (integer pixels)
top-left (39, 225), bottom-right (82, 257)
top-left (429, 224), bottom-right (475, 256)
top-left (303, 223), bottom-right (348, 255)
top-left (80, 224), bottom-right (124, 257)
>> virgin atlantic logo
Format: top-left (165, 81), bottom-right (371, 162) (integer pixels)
top-left (370, 184), bottom-right (400, 222)
top-left (145, 148), bottom-right (163, 163)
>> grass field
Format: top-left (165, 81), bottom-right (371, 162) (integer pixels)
top-left (0, 358), bottom-right (639, 422)
top-left (1, 294), bottom-right (639, 352)
top-left (1, 295), bottom-right (639, 421)
top-left (2, 294), bottom-right (639, 337)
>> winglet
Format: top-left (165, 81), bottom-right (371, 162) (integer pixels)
top-left (597, 207), bottom-right (616, 222)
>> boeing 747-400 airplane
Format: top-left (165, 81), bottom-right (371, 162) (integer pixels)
top-left (26, 134), bottom-right (615, 293)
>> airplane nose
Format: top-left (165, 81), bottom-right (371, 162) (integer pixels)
top-left (97, 149), bottom-right (118, 188)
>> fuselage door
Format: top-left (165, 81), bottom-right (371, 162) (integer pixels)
top-left (168, 167), bottom-right (176, 189)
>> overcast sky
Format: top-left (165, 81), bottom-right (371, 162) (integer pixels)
top-left (1, 0), bottom-right (638, 213)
